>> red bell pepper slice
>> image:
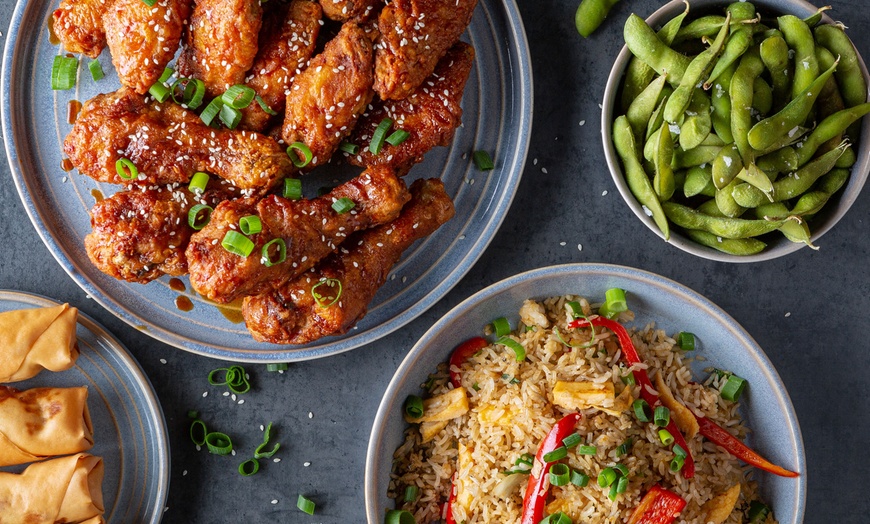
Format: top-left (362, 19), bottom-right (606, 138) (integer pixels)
top-left (695, 415), bottom-right (799, 478)
top-left (448, 337), bottom-right (489, 388)
top-left (444, 473), bottom-right (458, 524)
top-left (627, 484), bottom-right (687, 524)
top-left (520, 412), bottom-right (582, 524)
top-left (568, 316), bottom-right (695, 478)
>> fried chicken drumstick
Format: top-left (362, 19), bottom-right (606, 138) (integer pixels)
top-left (53, 0), bottom-right (110, 58)
top-left (186, 166), bottom-right (410, 304)
top-left (242, 178), bottom-right (454, 344)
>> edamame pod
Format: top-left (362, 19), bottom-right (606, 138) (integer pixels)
top-left (757, 146), bottom-right (798, 174)
top-left (684, 165), bottom-right (716, 198)
top-left (815, 24), bottom-right (868, 109)
top-left (835, 146), bottom-right (856, 168)
top-left (712, 143), bottom-right (743, 189)
top-left (752, 77), bottom-right (773, 114)
top-left (679, 89), bottom-right (712, 150)
top-left (684, 229), bottom-right (767, 255)
top-left (624, 14), bottom-right (691, 86)
top-left (790, 168), bottom-right (850, 215)
top-left (710, 62), bottom-right (737, 143)
top-left (646, 95), bottom-right (669, 141)
top-left (663, 202), bottom-right (787, 238)
top-left (730, 46), bottom-right (765, 165)
top-left (796, 103), bottom-right (870, 165)
top-left (778, 15), bottom-right (819, 99)
top-left (627, 75), bottom-right (669, 139)
top-left (705, 29), bottom-right (754, 89)
top-left (674, 144), bottom-right (723, 169)
top-left (715, 177), bottom-right (747, 217)
top-left (753, 203), bottom-right (817, 248)
top-left (654, 123), bottom-right (676, 200)
top-left (803, 6), bottom-right (831, 28)
top-left (575, 0), bottom-right (620, 38)
top-left (760, 34), bottom-right (791, 106)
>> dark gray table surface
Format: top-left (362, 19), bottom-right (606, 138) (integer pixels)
top-left (1, 0), bottom-right (867, 522)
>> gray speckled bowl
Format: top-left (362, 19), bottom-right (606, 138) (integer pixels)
top-left (601, 0), bottom-right (870, 262)
top-left (365, 264), bottom-right (806, 524)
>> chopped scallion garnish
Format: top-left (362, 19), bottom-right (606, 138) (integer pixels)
top-left (254, 441), bottom-right (280, 459)
top-left (621, 370), bottom-right (636, 386)
top-left (747, 501), bottom-right (772, 524)
top-left (654, 406), bottom-right (670, 427)
top-left (170, 77), bottom-right (206, 109)
top-left (189, 171), bottom-right (209, 194)
top-left (222, 84), bottom-right (256, 109)
top-left (51, 55), bottom-right (78, 91)
top-left (676, 331), bottom-right (696, 351)
top-left (261, 238), bottom-right (287, 267)
top-left (221, 230), bottom-right (255, 257)
top-left (385, 129), bottom-right (410, 146)
top-left (370, 118), bottom-right (393, 154)
top-left (189, 419), bottom-right (207, 446)
top-left (669, 454), bottom-right (685, 472)
top-left (632, 399), bottom-right (651, 422)
top-left (254, 94), bottom-right (278, 115)
top-left (187, 410), bottom-right (199, 419)
top-left (597, 467), bottom-right (617, 487)
top-left (720, 374), bottom-right (747, 402)
top-left (205, 431), bottom-right (233, 455)
top-left (599, 288), bottom-right (627, 319)
top-left (403, 485), bottom-right (419, 503)
top-left (539, 512), bottom-right (572, 524)
top-left (472, 150), bottom-right (494, 170)
top-left (658, 429), bottom-right (674, 446)
top-left (577, 445), bottom-right (597, 455)
top-left (115, 158), bottom-right (138, 180)
top-left (238, 458), bottom-right (259, 476)
top-left (267, 363), bottom-right (288, 372)
top-left (571, 469), bottom-right (590, 487)
top-left (287, 142), bottom-right (313, 168)
top-left (311, 277), bottom-right (342, 307)
top-left (331, 197), bottom-right (355, 214)
top-left (616, 439), bottom-right (633, 457)
top-left (296, 494), bottom-right (316, 515)
top-left (200, 97), bottom-right (223, 126)
top-left (491, 317), bottom-right (511, 337)
top-left (548, 463), bottom-right (570, 486)
top-left (339, 141), bottom-right (359, 155)
top-left (384, 510), bottom-right (415, 524)
top-left (404, 395), bottom-right (423, 419)
top-left (187, 204), bottom-right (213, 230)
top-left (283, 178), bottom-right (302, 200)
top-left (566, 300), bottom-right (583, 319)
top-left (88, 59), bottom-right (104, 81)
top-left (220, 104), bottom-right (242, 129)
top-left (542, 445), bottom-right (567, 463)
top-left (239, 215), bottom-right (262, 235)
top-left (496, 336), bottom-right (525, 362)
top-left (561, 432), bottom-right (582, 449)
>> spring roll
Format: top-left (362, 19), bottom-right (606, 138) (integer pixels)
top-left (0, 304), bottom-right (79, 383)
top-left (0, 453), bottom-right (104, 523)
top-left (0, 386), bottom-right (94, 467)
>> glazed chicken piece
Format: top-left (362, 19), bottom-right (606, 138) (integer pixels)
top-left (64, 88), bottom-right (292, 193)
top-left (242, 178), bottom-right (454, 344)
top-left (186, 166), bottom-right (410, 303)
top-left (52, 0), bottom-right (111, 58)
top-left (102, 0), bottom-right (191, 94)
top-left (347, 42), bottom-right (474, 171)
top-left (85, 184), bottom-right (235, 283)
top-left (177, 0), bottom-right (263, 98)
top-left (239, 0), bottom-right (322, 132)
top-left (319, 0), bottom-right (382, 22)
top-left (374, 0), bottom-right (477, 100)
top-left (282, 22), bottom-right (374, 170)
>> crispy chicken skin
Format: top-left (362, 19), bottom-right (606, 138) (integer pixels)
top-left (282, 22), bottom-right (374, 170)
top-left (103, 0), bottom-right (191, 94)
top-left (319, 0), bottom-right (382, 23)
top-left (64, 88), bottom-right (292, 192)
top-left (374, 0), bottom-right (477, 100)
top-left (85, 185), bottom-right (234, 283)
top-left (186, 166), bottom-right (410, 303)
top-left (242, 178), bottom-right (454, 344)
top-left (177, 0), bottom-right (263, 98)
top-left (53, 0), bottom-right (111, 58)
top-left (348, 42), bottom-right (474, 170)
top-left (239, 0), bottom-right (322, 132)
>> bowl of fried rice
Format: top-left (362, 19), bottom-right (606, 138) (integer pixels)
top-left (365, 263), bottom-right (805, 524)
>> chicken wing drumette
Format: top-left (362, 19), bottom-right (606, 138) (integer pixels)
top-left (347, 42), bottom-right (474, 171)
top-left (318, 0), bottom-right (381, 23)
top-left (374, 0), bottom-right (477, 100)
top-left (186, 166), bottom-right (410, 303)
top-left (281, 22), bottom-right (374, 170)
top-left (239, 0), bottom-right (322, 132)
top-left (242, 178), bottom-right (454, 344)
top-left (64, 88), bottom-right (292, 193)
top-left (52, 0), bottom-right (110, 58)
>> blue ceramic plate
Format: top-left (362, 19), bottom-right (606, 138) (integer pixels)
top-left (0, 290), bottom-right (170, 523)
top-left (366, 264), bottom-right (806, 524)
top-left (1, 0), bottom-right (531, 362)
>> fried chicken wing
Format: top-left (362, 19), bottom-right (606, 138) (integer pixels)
top-left (85, 184), bottom-right (234, 283)
top-left (319, 0), bottom-right (381, 22)
top-left (64, 88), bottom-right (292, 192)
top-left (177, 0), bottom-right (263, 98)
top-left (281, 22), bottom-right (374, 170)
top-left (348, 42), bottom-right (474, 170)
top-left (186, 166), bottom-right (410, 303)
top-left (242, 178), bottom-right (454, 344)
top-left (374, 0), bottom-right (477, 100)
top-left (52, 0), bottom-right (111, 58)
top-left (102, 0), bottom-right (191, 94)
top-left (239, 0), bottom-right (322, 132)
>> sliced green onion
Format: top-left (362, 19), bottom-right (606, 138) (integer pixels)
top-left (188, 204), bottom-right (213, 230)
top-left (189, 419), bottom-right (207, 446)
top-left (221, 231), bottom-right (255, 257)
top-left (473, 150), bottom-right (494, 170)
top-left (384, 510), bottom-right (415, 524)
top-left (516, 453), bottom-right (534, 466)
top-left (600, 288), bottom-right (627, 319)
top-left (262, 421), bottom-right (274, 444)
top-left (187, 410), bottom-right (199, 419)
top-left (261, 238), bottom-right (287, 267)
top-left (654, 406), bottom-right (671, 427)
top-left (115, 158), bottom-right (138, 180)
top-left (222, 84), bottom-right (256, 109)
top-left (239, 215), bottom-right (262, 235)
top-left (748, 501), bottom-right (772, 524)
top-left (491, 317), bottom-right (511, 337)
top-left (542, 445), bottom-right (567, 463)
top-left (220, 104), bottom-right (242, 129)
top-left (254, 441), bottom-right (280, 459)
top-left (608, 480), bottom-right (620, 500)
top-left (577, 445), bottom-right (597, 455)
top-left (297, 494), bottom-right (315, 515)
top-left (254, 94), bottom-right (278, 115)
top-left (149, 81), bottom-right (171, 103)
top-left (721, 374), bottom-right (747, 402)
top-left (621, 371), bottom-right (636, 386)
top-left (570, 469), bottom-right (590, 487)
top-left (386, 129), bottom-right (411, 146)
top-left (339, 141), bottom-right (359, 155)
top-left (283, 178), bottom-right (302, 200)
top-left (658, 429), bottom-right (674, 446)
top-left (311, 277), bottom-right (342, 307)
top-left (331, 197), bottom-right (355, 214)
top-left (158, 67), bottom-right (174, 83)
top-left (597, 467), bottom-right (617, 487)
top-left (208, 367), bottom-right (230, 385)
top-left (613, 463), bottom-right (629, 477)
top-left (539, 512), bottom-right (572, 524)
top-left (616, 439), bottom-right (633, 457)
top-left (141, 0), bottom-right (158, 6)
top-left (267, 363), bottom-right (289, 372)
top-left (287, 142), bottom-right (313, 168)
top-left (403, 485), bottom-right (419, 503)
top-left (669, 455), bottom-right (685, 473)
top-left (189, 171), bottom-right (209, 194)
top-left (676, 331), bottom-right (696, 351)
top-left (205, 431), bottom-right (233, 455)
top-left (51, 55), bottom-right (78, 91)
top-left (228, 378), bottom-right (251, 395)
top-left (200, 97), bottom-right (224, 126)
top-left (171, 77), bottom-right (206, 109)
top-left (566, 300), bottom-right (583, 319)
top-left (370, 118), bottom-right (393, 154)
top-left (238, 458), bottom-right (259, 476)
top-left (497, 336), bottom-right (526, 362)
top-left (548, 463), bottom-right (570, 486)
top-left (672, 444), bottom-right (687, 459)
top-left (88, 59), bottom-right (104, 81)
top-left (501, 374), bottom-right (520, 385)
top-left (632, 399), bottom-right (651, 422)
top-left (404, 395), bottom-right (424, 419)
top-left (561, 432), bottom-right (582, 449)
top-left (614, 475), bottom-right (629, 495)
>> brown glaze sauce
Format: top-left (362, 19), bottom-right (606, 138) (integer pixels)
top-left (47, 14), bottom-right (59, 45)
top-left (90, 189), bottom-right (104, 203)
top-left (175, 296), bottom-right (194, 312)
top-left (67, 99), bottom-right (82, 124)
top-left (61, 158), bottom-right (74, 172)
top-left (216, 298), bottom-right (245, 324)
top-left (169, 278), bottom-right (186, 292)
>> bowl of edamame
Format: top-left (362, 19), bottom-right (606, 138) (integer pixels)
top-left (602, 0), bottom-right (870, 262)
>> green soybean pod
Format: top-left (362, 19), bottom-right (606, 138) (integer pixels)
top-left (706, 29), bottom-right (754, 90)
top-left (756, 126), bottom-right (810, 156)
top-left (674, 15), bottom-right (727, 42)
top-left (757, 146), bottom-right (798, 174)
top-left (815, 24), bottom-right (868, 109)
top-left (674, 144), bottom-right (723, 169)
top-left (684, 165), bottom-right (716, 198)
top-left (715, 177), bottom-right (746, 218)
top-left (654, 123), bottom-right (676, 200)
top-left (624, 14), bottom-right (692, 87)
top-left (711, 62), bottom-right (737, 143)
top-left (684, 229), bottom-right (767, 255)
top-left (803, 6), bottom-right (832, 28)
top-left (778, 15), bottom-right (819, 99)
top-left (626, 74), bottom-right (669, 139)
top-left (663, 202), bottom-right (786, 238)
top-left (613, 115), bottom-right (670, 239)
top-left (760, 35), bottom-right (791, 105)
top-left (576, 0), bottom-right (620, 38)
top-left (790, 168), bottom-right (850, 215)
top-left (835, 146), bottom-right (856, 168)
top-left (712, 143), bottom-right (743, 189)
top-left (730, 46), bottom-right (765, 165)
top-left (643, 126), bottom-right (662, 163)
top-left (697, 198), bottom-right (726, 217)
top-left (753, 203), bottom-right (817, 248)
top-left (752, 77), bottom-right (773, 114)
top-left (796, 103), bottom-right (870, 165)
top-left (646, 94), bottom-right (669, 141)
top-left (736, 163), bottom-right (775, 197)
top-left (679, 89), bottom-right (712, 150)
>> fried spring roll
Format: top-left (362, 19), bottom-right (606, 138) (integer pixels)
top-left (0, 304), bottom-right (78, 383)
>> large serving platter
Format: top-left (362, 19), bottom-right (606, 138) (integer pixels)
top-left (1, 0), bottom-right (532, 362)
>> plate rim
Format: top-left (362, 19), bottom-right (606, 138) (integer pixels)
top-left (1, 0), bottom-right (534, 363)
